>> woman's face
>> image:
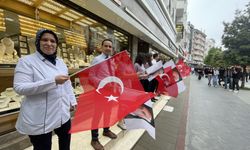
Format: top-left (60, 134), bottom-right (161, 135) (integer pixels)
top-left (40, 33), bottom-right (57, 55)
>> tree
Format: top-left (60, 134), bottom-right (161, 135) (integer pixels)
top-left (222, 2), bottom-right (250, 65)
top-left (204, 47), bottom-right (224, 67)
top-left (222, 2), bottom-right (250, 88)
top-left (222, 50), bottom-right (241, 66)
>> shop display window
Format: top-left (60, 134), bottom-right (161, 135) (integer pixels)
top-left (0, 0), bottom-right (130, 135)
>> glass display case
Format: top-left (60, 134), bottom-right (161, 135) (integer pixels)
top-left (0, 0), bottom-right (129, 136)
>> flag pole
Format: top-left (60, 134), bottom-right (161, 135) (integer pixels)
top-left (69, 51), bottom-right (128, 77)
top-left (69, 67), bottom-right (88, 77)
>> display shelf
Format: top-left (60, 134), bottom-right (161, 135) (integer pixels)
top-left (0, 68), bottom-right (15, 77)
top-left (0, 64), bottom-right (16, 69)
top-left (0, 111), bottom-right (19, 136)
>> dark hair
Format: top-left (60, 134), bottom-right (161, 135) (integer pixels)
top-left (153, 53), bottom-right (159, 59)
top-left (145, 53), bottom-right (153, 66)
top-left (101, 39), bottom-right (113, 46)
top-left (135, 54), bottom-right (145, 66)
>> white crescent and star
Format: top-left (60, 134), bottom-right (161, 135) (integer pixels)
top-left (160, 73), bottom-right (170, 82)
top-left (177, 65), bottom-right (183, 72)
top-left (96, 76), bottom-right (124, 103)
top-left (105, 95), bottom-right (119, 102)
top-left (160, 73), bottom-right (171, 86)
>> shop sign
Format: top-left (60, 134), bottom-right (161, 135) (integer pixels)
top-left (176, 24), bottom-right (184, 33)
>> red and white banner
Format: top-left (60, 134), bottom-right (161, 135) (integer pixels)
top-left (176, 59), bottom-right (191, 78)
top-left (70, 51), bottom-right (155, 133)
top-left (156, 60), bottom-right (186, 97)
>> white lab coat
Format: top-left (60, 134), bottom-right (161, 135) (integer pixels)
top-left (14, 52), bottom-right (77, 135)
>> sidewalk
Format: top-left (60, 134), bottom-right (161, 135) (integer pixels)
top-left (239, 80), bottom-right (250, 88)
top-left (133, 78), bottom-right (190, 150)
top-left (24, 95), bottom-right (171, 150)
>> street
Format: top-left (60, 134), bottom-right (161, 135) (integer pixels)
top-left (185, 75), bottom-right (250, 150)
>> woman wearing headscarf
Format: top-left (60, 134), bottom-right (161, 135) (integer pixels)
top-left (13, 29), bottom-right (77, 150)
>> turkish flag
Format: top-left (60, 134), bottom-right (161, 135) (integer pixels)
top-left (70, 51), bottom-right (154, 133)
top-left (176, 59), bottom-right (191, 78)
top-left (156, 60), bottom-right (186, 97)
top-left (156, 67), bottom-right (178, 97)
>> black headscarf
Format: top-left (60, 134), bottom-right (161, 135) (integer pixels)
top-left (35, 29), bottom-right (58, 65)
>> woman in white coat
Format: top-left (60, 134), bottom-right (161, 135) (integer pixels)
top-left (13, 29), bottom-right (77, 150)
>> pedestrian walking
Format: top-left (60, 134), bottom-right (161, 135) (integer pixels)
top-left (207, 68), bottom-right (213, 86)
top-left (212, 68), bottom-right (219, 87)
top-left (245, 70), bottom-right (248, 82)
top-left (232, 67), bottom-right (241, 93)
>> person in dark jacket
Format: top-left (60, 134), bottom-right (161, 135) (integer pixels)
top-left (232, 67), bottom-right (241, 93)
top-left (224, 67), bottom-right (232, 89)
top-left (218, 67), bottom-right (225, 86)
top-left (245, 70), bottom-right (248, 82)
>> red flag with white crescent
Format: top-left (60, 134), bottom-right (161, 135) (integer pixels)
top-left (70, 51), bottom-right (154, 133)
top-left (156, 60), bottom-right (186, 97)
top-left (176, 59), bottom-right (191, 78)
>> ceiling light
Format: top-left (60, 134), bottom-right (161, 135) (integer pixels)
top-left (39, 6), bottom-right (57, 14)
top-left (5, 17), bottom-right (15, 22)
top-left (59, 14), bottom-right (74, 21)
top-left (17, 0), bottom-right (34, 6)
top-left (41, 2), bottom-right (62, 12)
top-left (47, 0), bottom-right (65, 9)
top-left (76, 21), bottom-right (88, 27)
top-left (0, 9), bottom-right (6, 31)
top-left (85, 17), bottom-right (97, 23)
top-left (81, 19), bottom-right (93, 25)
top-left (19, 15), bottom-right (56, 37)
top-left (64, 12), bottom-right (79, 19)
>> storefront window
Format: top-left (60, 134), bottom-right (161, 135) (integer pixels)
top-left (0, 0), bottom-right (129, 124)
top-left (0, 0), bottom-right (129, 68)
top-left (0, 0), bottom-right (129, 135)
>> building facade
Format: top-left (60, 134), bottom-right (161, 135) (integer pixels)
top-left (64, 0), bottom-right (181, 60)
top-left (204, 38), bottom-right (215, 57)
top-left (191, 29), bottom-right (206, 64)
top-left (175, 0), bottom-right (188, 58)
top-left (186, 22), bottom-right (194, 63)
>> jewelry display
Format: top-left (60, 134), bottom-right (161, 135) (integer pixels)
top-left (0, 95), bottom-right (11, 109)
top-left (63, 58), bottom-right (70, 65)
top-left (18, 35), bottom-right (29, 57)
top-left (8, 101), bottom-right (20, 109)
top-left (74, 86), bottom-right (84, 95)
top-left (0, 42), bottom-right (6, 63)
top-left (0, 88), bottom-right (23, 111)
top-left (68, 59), bottom-right (75, 69)
top-left (72, 59), bottom-right (79, 69)
top-left (1, 88), bottom-right (17, 97)
top-left (11, 95), bottom-right (24, 103)
top-left (73, 78), bottom-right (84, 95)
top-left (28, 38), bottom-right (36, 54)
top-left (57, 46), bottom-right (62, 58)
top-left (1, 38), bottom-right (14, 56)
top-left (1, 37), bottom-right (19, 64)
